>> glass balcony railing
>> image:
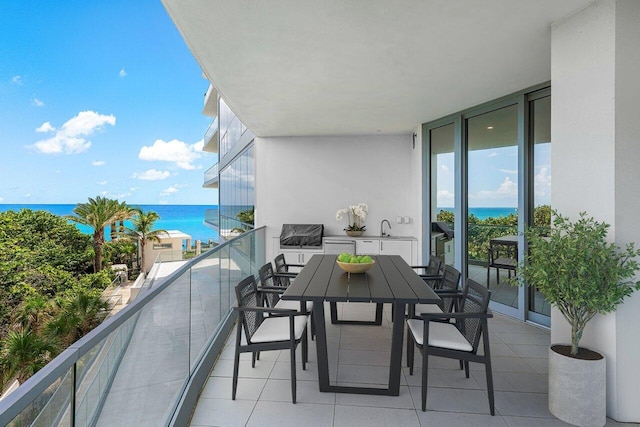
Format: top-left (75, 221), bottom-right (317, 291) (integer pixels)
top-left (0, 227), bottom-right (266, 426)
top-left (204, 207), bottom-right (219, 228)
top-left (203, 163), bottom-right (219, 185)
top-left (203, 117), bottom-right (219, 153)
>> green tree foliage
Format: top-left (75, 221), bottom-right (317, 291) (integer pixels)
top-left (46, 287), bottom-right (111, 347)
top-left (0, 328), bottom-right (57, 386)
top-left (66, 197), bottom-right (133, 272)
top-left (0, 209), bottom-right (114, 387)
top-left (236, 207), bottom-right (255, 225)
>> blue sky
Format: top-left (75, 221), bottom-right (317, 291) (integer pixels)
top-left (0, 0), bottom-right (218, 205)
top-left (436, 144), bottom-right (551, 208)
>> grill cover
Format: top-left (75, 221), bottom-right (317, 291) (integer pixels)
top-left (280, 224), bottom-right (324, 247)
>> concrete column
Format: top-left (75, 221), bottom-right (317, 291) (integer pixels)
top-left (551, 0), bottom-right (640, 421)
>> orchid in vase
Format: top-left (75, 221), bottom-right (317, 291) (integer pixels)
top-left (336, 203), bottom-right (368, 232)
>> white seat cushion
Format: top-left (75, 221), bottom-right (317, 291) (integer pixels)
top-left (275, 299), bottom-right (313, 312)
top-left (250, 315), bottom-right (307, 343)
top-left (407, 319), bottom-right (473, 352)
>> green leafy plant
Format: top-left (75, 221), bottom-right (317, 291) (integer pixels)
top-left (517, 211), bottom-right (640, 356)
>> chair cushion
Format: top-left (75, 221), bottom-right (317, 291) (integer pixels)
top-left (251, 315), bottom-right (307, 343)
top-left (275, 299), bottom-right (313, 312)
top-left (407, 319), bottom-right (473, 352)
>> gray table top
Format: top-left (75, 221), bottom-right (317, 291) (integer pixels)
top-left (281, 254), bottom-right (441, 304)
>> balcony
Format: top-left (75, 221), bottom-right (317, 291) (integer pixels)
top-left (203, 163), bottom-right (219, 188)
top-left (190, 304), bottom-right (558, 426)
top-left (202, 116), bottom-right (219, 154)
top-left (202, 83), bottom-right (217, 117)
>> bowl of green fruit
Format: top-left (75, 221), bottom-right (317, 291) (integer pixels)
top-left (336, 253), bottom-right (375, 273)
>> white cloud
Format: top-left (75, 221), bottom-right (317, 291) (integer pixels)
top-left (24, 193), bottom-right (31, 198)
top-left (32, 98), bottom-right (44, 107)
top-left (119, 68), bottom-right (127, 78)
top-left (488, 152), bottom-right (498, 158)
top-left (437, 189), bottom-right (454, 207)
top-left (160, 184), bottom-right (180, 197)
top-left (496, 176), bottom-right (517, 196)
top-left (132, 169), bottom-right (171, 181)
top-left (534, 166), bottom-right (552, 201)
top-left (31, 111), bottom-right (116, 154)
top-left (92, 160), bottom-right (106, 166)
top-left (98, 181), bottom-right (108, 185)
top-left (469, 176), bottom-right (518, 206)
top-left (0, 197), bottom-right (3, 202)
top-left (12, 76), bottom-right (23, 85)
top-left (138, 138), bottom-right (203, 170)
top-left (35, 122), bottom-right (55, 133)
top-left (498, 169), bottom-right (518, 174)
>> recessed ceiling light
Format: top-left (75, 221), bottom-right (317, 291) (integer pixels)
top-left (487, 126), bottom-right (494, 130)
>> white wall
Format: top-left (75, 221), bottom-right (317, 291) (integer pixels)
top-left (254, 134), bottom-right (418, 259)
top-left (551, 0), bottom-right (640, 421)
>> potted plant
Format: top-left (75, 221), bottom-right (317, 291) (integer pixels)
top-left (336, 203), bottom-right (368, 237)
top-left (517, 211), bottom-right (640, 427)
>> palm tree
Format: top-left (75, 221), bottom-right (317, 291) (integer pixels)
top-left (47, 291), bottom-right (111, 347)
top-left (66, 197), bottom-right (132, 272)
top-left (125, 208), bottom-right (168, 275)
top-left (12, 294), bottom-right (52, 336)
top-left (0, 328), bottom-right (57, 385)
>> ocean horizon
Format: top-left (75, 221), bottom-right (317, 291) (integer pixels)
top-left (0, 204), bottom-right (220, 243)
top-left (437, 207), bottom-right (517, 220)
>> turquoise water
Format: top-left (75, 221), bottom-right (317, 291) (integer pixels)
top-left (0, 204), bottom-right (219, 243)
top-left (437, 207), bottom-right (517, 220)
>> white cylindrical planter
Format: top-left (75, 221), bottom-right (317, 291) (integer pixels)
top-left (549, 345), bottom-right (606, 427)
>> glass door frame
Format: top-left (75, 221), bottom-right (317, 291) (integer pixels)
top-left (422, 83), bottom-right (550, 326)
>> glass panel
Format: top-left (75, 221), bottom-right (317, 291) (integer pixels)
top-left (430, 123), bottom-right (456, 266)
top-left (466, 104), bottom-right (519, 308)
top-left (10, 367), bottom-right (73, 427)
top-left (529, 95), bottom-right (552, 316)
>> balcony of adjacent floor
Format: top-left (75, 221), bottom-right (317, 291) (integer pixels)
top-left (203, 162), bottom-right (218, 188)
top-left (203, 116), bottom-right (219, 154)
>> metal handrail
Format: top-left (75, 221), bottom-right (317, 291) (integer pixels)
top-left (0, 226), bottom-right (266, 425)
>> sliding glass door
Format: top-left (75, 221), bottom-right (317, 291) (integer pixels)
top-left (423, 85), bottom-right (551, 325)
top-left (466, 103), bottom-right (519, 310)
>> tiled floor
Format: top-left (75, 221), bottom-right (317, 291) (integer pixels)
top-left (189, 303), bottom-right (630, 427)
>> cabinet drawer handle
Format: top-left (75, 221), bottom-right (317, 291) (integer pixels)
top-left (362, 240), bottom-right (373, 243)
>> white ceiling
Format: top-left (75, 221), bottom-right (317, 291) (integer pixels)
top-left (162, 0), bottom-right (592, 137)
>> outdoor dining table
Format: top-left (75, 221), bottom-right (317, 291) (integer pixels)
top-left (281, 254), bottom-right (441, 396)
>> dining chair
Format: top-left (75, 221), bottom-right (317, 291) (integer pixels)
top-left (406, 279), bottom-right (495, 415)
top-left (258, 262), bottom-right (312, 351)
top-left (412, 264), bottom-right (462, 317)
top-left (273, 255), bottom-right (316, 339)
top-left (232, 275), bottom-right (308, 403)
top-left (411, 255), bottom-right (443, 289)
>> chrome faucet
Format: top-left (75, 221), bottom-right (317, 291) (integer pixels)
top-left (380, 219), bottom-right (391, 237)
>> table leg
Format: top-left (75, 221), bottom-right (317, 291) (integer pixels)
top-left (329, 301), bottom-right (384, 325)
top-left (313, 301), bottom-right (331, 392)
top-left (388, 302), bottom-right (405, 395)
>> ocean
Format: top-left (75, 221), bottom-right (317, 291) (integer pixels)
top-left (437, 207), bottom-right (517, 220)
top-left (0, 204), bottom-right (219, 243)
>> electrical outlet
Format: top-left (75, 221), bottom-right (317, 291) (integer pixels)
top-left (396, 216), bottom-right (403, 224)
